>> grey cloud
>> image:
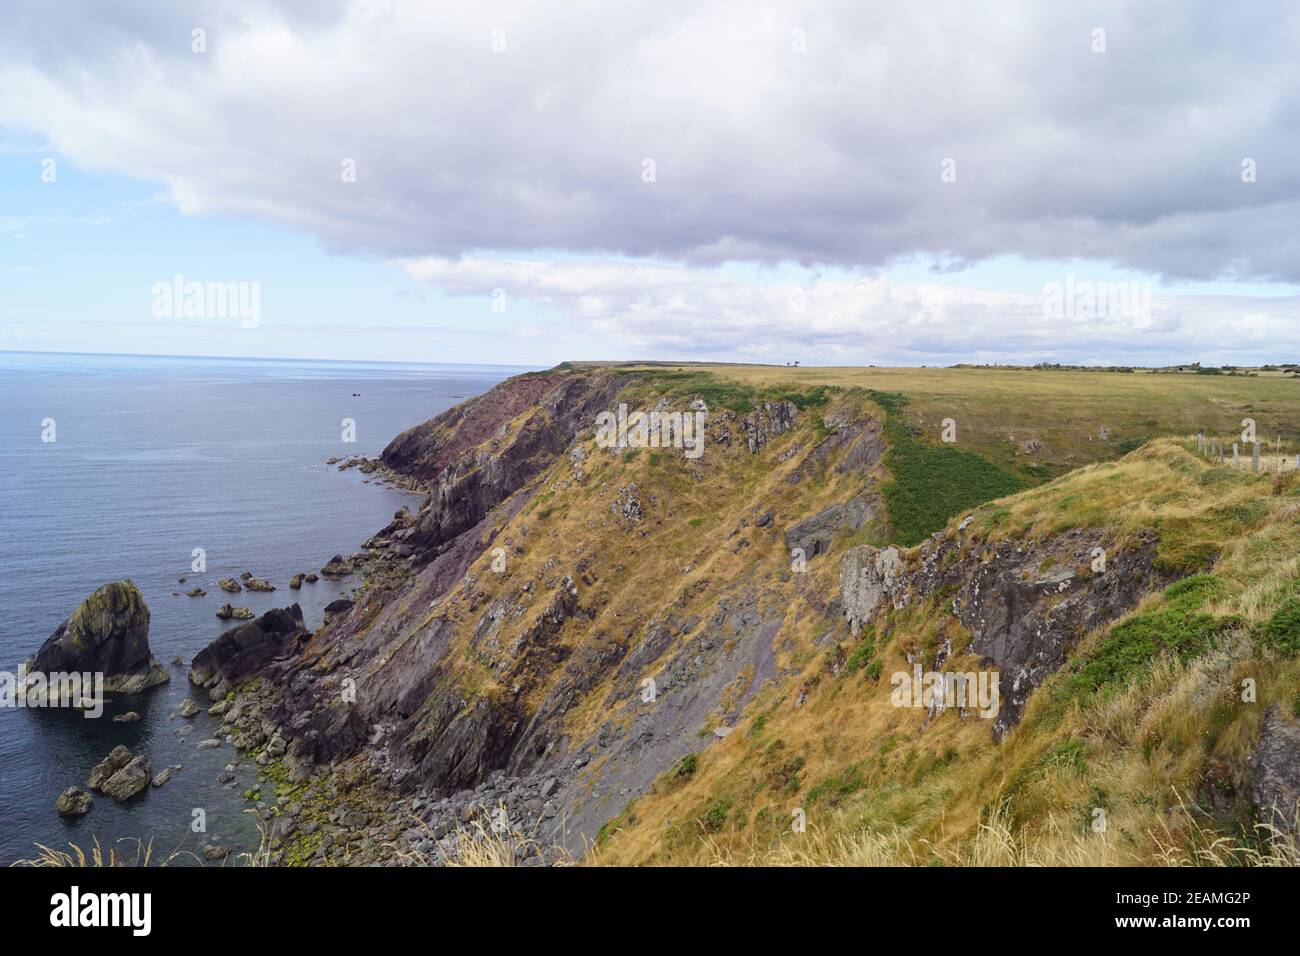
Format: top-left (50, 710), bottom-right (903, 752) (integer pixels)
top-left (2, 1), bottom-right (1299, 280)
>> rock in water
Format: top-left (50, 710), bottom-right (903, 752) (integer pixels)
top-left (101, 755), bottom-right (152, 800)
top-left (289, 573), bottom-right (304, 590)
top-left (216, 604), bottom-right (255, 620)
top-left (320, 554), bottom-right (354, 577)
top-left (244, 577), bottom-right (276, 592)
top-left (21, 581), bottom-right (169, 699)
top-left (179, 698), bottom-right (200, 717)
top-left (56, 787), bottom-right (93, 817)
top-left (88, 744), bottom-right (133, 790)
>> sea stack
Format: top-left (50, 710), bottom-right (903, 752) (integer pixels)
top-left (21, 580), bottom-right (170, 701)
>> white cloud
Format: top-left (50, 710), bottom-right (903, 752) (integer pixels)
top-left (3, 0), bottom-right (1300, 280)
top-left (3, 0), bottom-right (1300, 363)
top-left (401, 255), bottom-right (1300, 365)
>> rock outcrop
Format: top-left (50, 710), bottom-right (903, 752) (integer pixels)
top-left (21, 581), bottom-right (168, 698)
top-left (189, 604), bottom-right (309, 699)
top-left (841, 526), bottom-right (1176, 736)
top-left (1250, 705), bottom-right (1300, 839)
top-left (87, 744), bottom-right (152, 801)
top-left (785, 492), bottom-right (880, 559)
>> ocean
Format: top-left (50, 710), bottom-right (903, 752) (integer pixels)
top-left (0, 352), bottom-right (521, 864)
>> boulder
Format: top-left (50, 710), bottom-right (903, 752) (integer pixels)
top-left (216, 604), bottom-right (255, 621)
top-left (180, 697), bottom-right (200, 717)
top-left (323, 598), bottom-right (354, 624)
top-left (20, 581), bottom-right (169, 698)
top-left (189, 605), bottom-right (308, 697)
top-left (218, 578), bottom-right (242, 593)
top-left (151, 768), bottom-right (172, 788)
top-left (320, 554), bottom-right (354, 577)
top-left (186, 587), bottom-right (206, 597)
top-left (101, 755), bottom-right (152, 800)
top-left (112, 710), bottom-right (141, 723)
top-left (88, 745), bottom-right (133, 790)
top-left (56, 786), bottom-right (93, 817)
top-left (289, 573), bottom-right (304, 590)
top-left (244, 577), bottom-right (276, 592)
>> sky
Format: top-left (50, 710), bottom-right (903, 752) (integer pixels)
top-left (2, 0), bottom-right (1300, 367)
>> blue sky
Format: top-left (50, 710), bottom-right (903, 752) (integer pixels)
top-left (3, 1), bottom-right (1300, 367)
top-left (0, 147), bottom-right (554, 364)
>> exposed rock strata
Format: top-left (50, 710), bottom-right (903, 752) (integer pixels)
top-left (841, 526), bottom-right (1176, 736)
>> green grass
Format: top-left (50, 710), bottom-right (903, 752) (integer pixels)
top-left (806, 762), bottom-right (868, 806)
top-left (1257, 593), bottom-right (1300, 655)
top-left (1038, 575), bottom-right (1236, 722)
top-left (868, 390), bottom-right (1029, 545)
top-left (635, 369), bottom-right (835, 414)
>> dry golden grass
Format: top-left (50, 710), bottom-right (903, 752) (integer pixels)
top-left (595, 433), bottom-right (1300, 867)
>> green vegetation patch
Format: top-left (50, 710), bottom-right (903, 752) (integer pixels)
top-left (1154, 499), bottom-right (1269, 574)
top-left (807, 762), bottom-right (868, 807)
top-left (1257, 590), bottom-right (1300, 655)
top-left (1041, 575), bottom-right (1237, 720)
top-left (638, 369), bottom-right (834, 414)
top-left (867, 390), bottom-right (1028, 546)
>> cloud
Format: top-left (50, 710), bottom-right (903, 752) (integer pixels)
top-left (401, 255), bottom-right (1300, 366)
top-left (2, 0), bottom-right (1300, 283)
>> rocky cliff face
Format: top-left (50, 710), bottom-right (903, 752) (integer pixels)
top-left (842, 526), bottom-right (1175, 736)
top-left (23, 580), bottom-right (169, 698)
top-left (189, 368), bottom-right (1297, 866)
top-left (381, 371), bottom-right (630, 560)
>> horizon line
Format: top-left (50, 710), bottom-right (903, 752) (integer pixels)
top-left (0, 348), bottom-right (543, 370)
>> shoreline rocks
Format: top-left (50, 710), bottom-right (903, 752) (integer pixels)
top-left (320, 554), bottom-right (354, 577)
top-left (189, 605), bottom-right (309, 700)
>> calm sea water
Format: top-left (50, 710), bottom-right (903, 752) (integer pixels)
top-left (0, 352), bottom-right (521, 864)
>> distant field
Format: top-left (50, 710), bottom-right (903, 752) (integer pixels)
top-left (589, 362), bottom-right (1300, 481)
